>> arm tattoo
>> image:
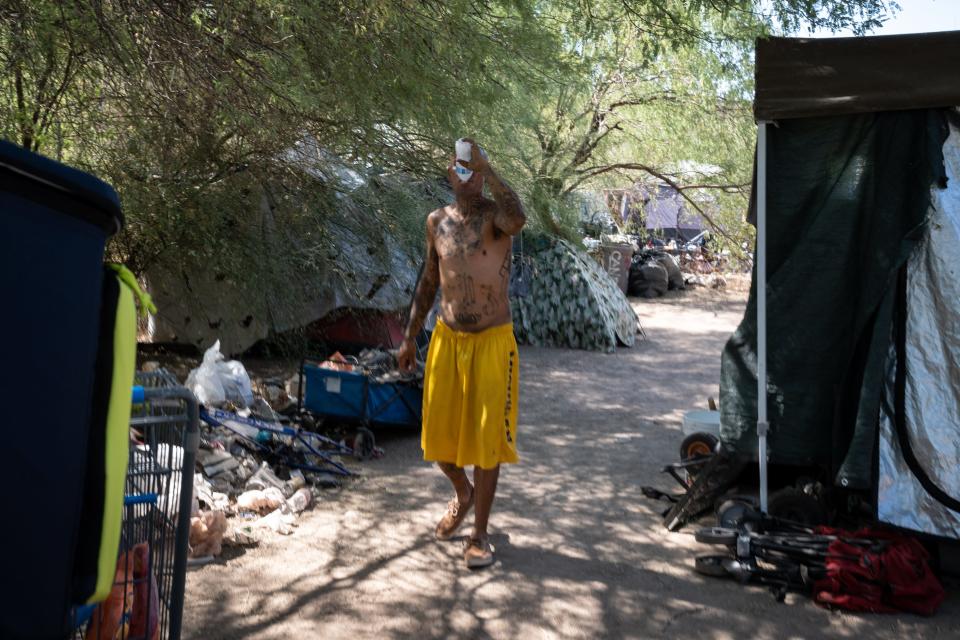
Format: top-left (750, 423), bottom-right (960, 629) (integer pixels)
top-left (498, 251), bottom-right (511, 297)
top-left (404, 231), bottom-right (440, 340)
top-left (485, 165), bottom-right (526, 236)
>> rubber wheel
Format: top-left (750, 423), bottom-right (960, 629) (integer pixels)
top-left (694, 555), bottom-right (732, 578)
top-left (716, 499), bottom-right (760, 530)
top-left (768, 487), bottom-right (826, 526)
top-left (352, 427), bottom-right (375, 461)
top-left (679, 432), bottom-right (719, 485)
top-left (694, 527), bottom-right (738, 546)
top-left (722, 557), bottom-right (753, 583)
top-left (680, 432), bottom-right (719, 461)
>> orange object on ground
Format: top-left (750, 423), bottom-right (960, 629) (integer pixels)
top-left (86, 551), bottom-right (134, 640)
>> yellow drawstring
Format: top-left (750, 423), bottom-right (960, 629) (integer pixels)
top-left (108, 264), bottom-right (157, 318)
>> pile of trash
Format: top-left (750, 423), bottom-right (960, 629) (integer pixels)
top-left (511, 237), bottom-right (643, 353)
top-left (318, 348), bottom-right (422, 384)
top-left (172, 342), bottom-right (362, 562)
top-left (625, 247), bottom-right (730, 298)
top-left (628, 250), bottom-right (685, 298)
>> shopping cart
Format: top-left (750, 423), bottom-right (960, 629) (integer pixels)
top-left (73, 371), bottom-right (199, 640)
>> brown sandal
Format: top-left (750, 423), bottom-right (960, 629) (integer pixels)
top-left (435, 489), bottom-right (474, 540)
top-left (464, 535), bottom-right (495, 569)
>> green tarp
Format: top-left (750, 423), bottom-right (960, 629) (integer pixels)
top-left (754, 32), bottom-right (960, 121)
top-left (720, 109), bottom-right (948, 488)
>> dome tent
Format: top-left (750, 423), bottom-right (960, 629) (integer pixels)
top-left (511, 235), bottom-right (643, 353)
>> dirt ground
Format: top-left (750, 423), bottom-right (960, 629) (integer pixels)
top-left (182, 284), bottom-right (959, 639)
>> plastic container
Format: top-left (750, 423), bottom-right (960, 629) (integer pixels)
top-left (302, 364), bottom-right (422, 427)
top-left (286, 487), bottom-right (312, 514)
top-left (1, 140), bottom-right (124, 638)
top-left (455, 138), bottom-right (473, 181)
top-left (682, 410), bottom-right (721, 438)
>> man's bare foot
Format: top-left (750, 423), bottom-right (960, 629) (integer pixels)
top-left (435, 488), bottom-right (474, 540)
top-left (464, 535), bottom-right (495, 569)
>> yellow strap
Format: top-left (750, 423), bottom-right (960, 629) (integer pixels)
top-left (108, 264), bottom-right (157, 317)
top-left (88, 278), bottom-right (136, 603)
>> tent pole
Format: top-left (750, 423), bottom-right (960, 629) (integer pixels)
top-left (757, 121), bottom-right (770, 514)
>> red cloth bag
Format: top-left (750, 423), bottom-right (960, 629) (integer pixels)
top-left (813, 527), bottom-right (945, 616)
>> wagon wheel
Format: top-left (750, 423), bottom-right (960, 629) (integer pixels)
top-left (298, 413), bottom-right (317, 431)
top-left (679, 432), bottom-right (719, 484)
top-left (716, 498), bottom-right (760, 531)
top-left (768, 487), bottom-right (826, 527)
top-left (352, 426), bottom-right (375, 461)
top-left (680, 432), bottom-right (719, 461)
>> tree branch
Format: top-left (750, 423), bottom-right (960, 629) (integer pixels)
top-left (676, 181), bottom-right (750, 193)
top-left (34, 48), bottom-right (79, 153)
top-left (15, 62), bottom-right (29, 149)
top-left (607, 92), bottom-right (680, 111)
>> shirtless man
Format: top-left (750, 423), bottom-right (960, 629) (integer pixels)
top-left (397, 139), bottom-right (526, 569)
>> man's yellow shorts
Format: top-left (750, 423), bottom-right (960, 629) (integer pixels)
top-left (421, 319), bottom-right (519, 469)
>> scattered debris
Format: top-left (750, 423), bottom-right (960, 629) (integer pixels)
top-left (286, 487), bottom-right (313, 514)
top-left (685, 274), bottom-right (729, 290)
top-left (193, 474), bottom-right (229, 512)
top-left (224, 524), bottom-right (259, 547)
top-left (142, 353), bottom-right (367, 559)
top-left (285, 375), bottom-right (303, 403)
top-left (141, 361), bottom-right (161, 373)
top-left (255, 508), bottom-right (299, 535)
top-left (189, 511), bottom-right (228, 558)
top-left (245, 462), bottom-right (290, 494)
top-left (186, 556), bottom-right (216, 568)
top-left (236, 488), bottom-right (285, 513)
top-left (628, 250), bottom-right (685, 298)
top-left (151, 336), bottom-right (406, 560)
top-left (199, 449), bottom-right (240, 477)
top-left (258, 379), bottom-right (291, 412)
top-left (319, 351), bottom-right (357, 372)
top-left (185, 340), bottom-right (254, 407)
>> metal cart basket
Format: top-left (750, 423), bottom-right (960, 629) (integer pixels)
top-left (74, 371), bottom-right (199, 640)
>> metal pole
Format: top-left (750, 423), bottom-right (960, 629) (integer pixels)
top-left (757, 121), bottom-right (770, 514)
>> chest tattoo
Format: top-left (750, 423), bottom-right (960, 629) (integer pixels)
top-left (435, 213), bottom-right (486, 259)
top-left (456, 273), bottom-right (476, 305)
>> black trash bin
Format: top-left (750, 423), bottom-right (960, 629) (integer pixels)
top-left (0, 140), bottom-right (124, 638)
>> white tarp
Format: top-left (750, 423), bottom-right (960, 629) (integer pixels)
top-left (878, 116), bottom-right (960, 539)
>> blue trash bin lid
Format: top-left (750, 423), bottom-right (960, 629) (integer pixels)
top-left (0, 139), bottom-right (123, 235)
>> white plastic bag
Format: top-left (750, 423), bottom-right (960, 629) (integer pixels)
top-left (218, 358), bottom-right (254, 407)
top-left (186, 340), bottom-right (254, 407)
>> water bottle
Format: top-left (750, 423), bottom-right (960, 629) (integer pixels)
top-left (455, 138), bottom-right (473, 182)
top-left (286, 487), bottom-right (312, 513)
